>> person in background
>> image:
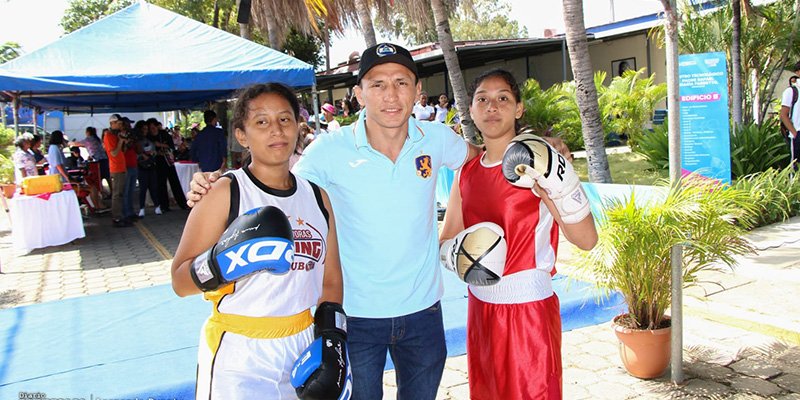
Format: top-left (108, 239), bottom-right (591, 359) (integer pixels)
top-left (137, 121), bottom-right (162, 217)
top-left (190, 110), bottom-right (227, 173)
top-left (348, 93), bottom-right (361, 114)
top-left (105, 114), bottom-right (130, 227)
top-left (65, 145), bottom-right (107, 212)
top-left (70, 126), bottom-right (111, 195)
top-left (47, 130), bottom-right (71, 184)
top-left (413, 91), bottom-right (436, 121)
top-left (171, 126), bottom-right (183, 149)
top-left (779, 60), bottom-right (800, 169)
top-left (122, 120), bottom-right (141, 221)
top-left (150, 118), bottom-right (189, 211)
top-left (340, 97), bottom-right (353, 117)
top-left (174, 140), bottom-right (191, 161)
top-left (321, 102), bottom-right (341, 132)
top-left (12, 133), bottom-right (37, 185)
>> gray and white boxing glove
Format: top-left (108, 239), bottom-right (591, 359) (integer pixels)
top-left (502, 133), bottom-right (590, 224)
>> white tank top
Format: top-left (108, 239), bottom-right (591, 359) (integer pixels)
top-left (211, 166), bottom-right (329, 317)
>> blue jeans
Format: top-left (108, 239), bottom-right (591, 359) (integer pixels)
top-left (123, 167), bottom-right (138, 218)
top-left (347, 301), bottom-right (447, 400)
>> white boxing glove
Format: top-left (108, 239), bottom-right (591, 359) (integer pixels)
top-left (502, 133), bottom-right (590, 224)
top-left (439, 222), bottom-right (506, 286)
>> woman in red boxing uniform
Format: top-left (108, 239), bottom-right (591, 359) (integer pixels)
top-left (440, 68), bottom-right (598, 400)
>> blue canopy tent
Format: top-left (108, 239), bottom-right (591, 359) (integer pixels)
top-left (0, 1), bottom-right (315, 113)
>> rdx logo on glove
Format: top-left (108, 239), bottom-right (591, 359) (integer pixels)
top-left (216, 237), bottom-right (294, 277)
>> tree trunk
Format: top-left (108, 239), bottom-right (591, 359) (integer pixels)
top-left (431, 0), bottom-right (477, 143)
top-left (236, 0), bottom-right (251, 39)
top-left (731, 0), bottom-right (743, 126)
top-left (660, 0), bottom-right (681, 184)
top-left (356, 0), bottom-right (377, 47)
top-left (266, 12), bottom-right (281, 49)
top-left (759, 0), bottom-right (800, 122)
top-left (213, 0), bottom-right (220, 28)
top-left (562, 0), bottom-right (611, 183)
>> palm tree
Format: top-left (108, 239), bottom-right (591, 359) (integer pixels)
top-left (430, 0), bottom-right (476, 142)
top-left (561, 0), bottom-right (611, 183)
top-left (356, 0), bottom-right (377, 47)
top-left (731, 0), bottom-right (743, 125)
top-left (248, 0), bottom-right (357, 49)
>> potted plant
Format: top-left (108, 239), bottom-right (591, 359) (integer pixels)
top-left (0, 154), bottom-right (16, 198)
top-left (577, 177), bottom-right (756, 378)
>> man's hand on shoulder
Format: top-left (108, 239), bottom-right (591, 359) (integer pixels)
top-left (186, 170), bottom-right (221, 207)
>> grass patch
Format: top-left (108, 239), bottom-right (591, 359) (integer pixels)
top-left (572, 151), bottom-right (669, 186)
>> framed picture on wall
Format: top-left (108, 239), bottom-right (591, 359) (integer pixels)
top-left (611, 57), bottom-right (636, 77)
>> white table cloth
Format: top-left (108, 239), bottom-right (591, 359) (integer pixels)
top-left (174, 162), bottom-right (201, 198)
top-left (11, 190), bottom-right (86, 254)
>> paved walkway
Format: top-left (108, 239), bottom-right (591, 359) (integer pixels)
top-left (1, 198), bottom-right (799, 399)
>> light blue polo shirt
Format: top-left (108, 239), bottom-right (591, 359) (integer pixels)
top-left (293, 112), bottom-right (468, 318)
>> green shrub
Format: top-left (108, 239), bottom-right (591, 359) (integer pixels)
top-left (733, 166), bottom-right (800, 228)
top-left (601, 69), bottom-right (667, 150)
top-left (335, 114), bottom-right (359, 127)
top-left (634, 123), bottom-right (669, 170)
top-left (0, 154), bottom-right (14, 184)
top-left (0, 125), bottom-right (15, 158)
top-left (729, 120), bottom-right (789, 179)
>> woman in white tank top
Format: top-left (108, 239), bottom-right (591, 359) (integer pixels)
top-left (171, 83), bottom-right (344, 400)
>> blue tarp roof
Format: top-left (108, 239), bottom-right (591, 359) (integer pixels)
top-left (0, 1), bottom-right (315, 113)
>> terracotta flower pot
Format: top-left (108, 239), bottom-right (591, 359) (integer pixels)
top-left (612, 314), bottom-right (671, 379)
top-left (1, 183), bottom-right (16, 199)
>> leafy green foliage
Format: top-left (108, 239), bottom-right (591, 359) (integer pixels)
top-left (733, 166), bottom-right (800, 227)
top-left (376, 0), bottom-right (526, 43)
top-left (334, 114), bottom-right (359, 127)
top-left (634, 123), bottom-right (669, 171)
top-left (282, 27), bottom-right (324, 69)
top-left (650, 0), bottom-right (800, 123)
top-left (60, 0), bottom-right (135, 34)
top-left (519, 70), bottom-right (665, 152)
top-left (578, 177), bottom-right (757, 330)
top-left (600, 69), bottom-right (667, 149)
top-left (0, 125), bottom-right (17, 183)
top-left (448, 0), bottom-right (528, 41)
top-left (0, 42), bottom-right (22, 64)
top-left (729, 120), bottom-right (790, 179)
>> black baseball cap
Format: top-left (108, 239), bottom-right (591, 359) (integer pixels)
top-left (357, 43), bottom-right (418, 84)
top-left (793, 60), bottom-right (800, 72)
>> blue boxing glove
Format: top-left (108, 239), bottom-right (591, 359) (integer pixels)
top-left (190, 206), bottom-right (294, 292)
top-left (291, 302), bottom-right (352, 400)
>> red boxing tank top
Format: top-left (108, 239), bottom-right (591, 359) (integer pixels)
top-left (459, 153), bottom-right (559, 276)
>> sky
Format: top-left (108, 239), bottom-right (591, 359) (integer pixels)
top-left (0, 0), bottom-right (663, 68)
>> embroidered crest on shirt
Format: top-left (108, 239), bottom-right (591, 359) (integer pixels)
top-left (415, 155), bottom-right (433, 179)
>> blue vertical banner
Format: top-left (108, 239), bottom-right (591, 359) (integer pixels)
top-left (678, 52), bottom-right (731, 184)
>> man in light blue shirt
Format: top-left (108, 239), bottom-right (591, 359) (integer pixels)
top-left (292, 43), bottom-right (474, 400)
